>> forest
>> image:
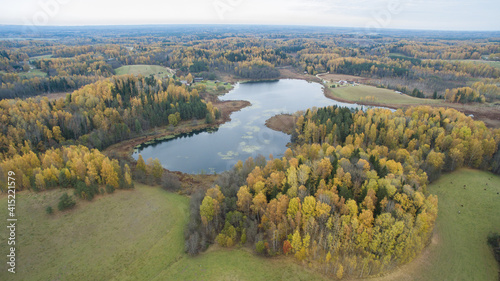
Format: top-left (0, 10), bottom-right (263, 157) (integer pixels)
top-left (186, 105), bottom-right (500, 278)
top-left (0, 75), bottom-right (219, 193)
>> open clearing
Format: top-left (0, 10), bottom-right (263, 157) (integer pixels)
top-left (20, 69), bottom-right (47, 78)
top-left (29, 54), bottom-right (53, 60)
top-left (0, 69), bottom-right (47, 79)
top-left (195, 80), bottom-right (233, 95)
top-left (0, 184), bottom-right (325, 280)
top-left (0, 184), bottom-right (188, 281)
top-left (326, 84), bottom-right (442, 106)
top-left (154, 247), bottom-right (326, 281)
top-left (416, 169), bottom-right (500, 281)
top-left (455, 59), bottom-right (500, 70)
top-left (114, 65), bottom-right (174, 77)
top-left (39, 92), bottom-right (70, 101)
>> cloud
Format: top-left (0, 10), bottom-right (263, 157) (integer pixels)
top-left (0, 0), bottom-right (498, 30)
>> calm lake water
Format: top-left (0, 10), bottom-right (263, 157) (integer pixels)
top-left (132, 79), bottom-right (366, 174)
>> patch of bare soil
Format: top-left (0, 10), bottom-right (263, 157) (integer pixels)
top-left (265, 114), bottom-right (296, 135)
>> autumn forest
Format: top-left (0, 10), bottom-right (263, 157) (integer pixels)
top-left (0, 25), bottom-right (499, 280)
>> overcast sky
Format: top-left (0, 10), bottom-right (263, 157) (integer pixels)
top-left (0, 0), bottom-right (498, 31)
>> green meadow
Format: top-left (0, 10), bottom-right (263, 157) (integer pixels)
top-left (115, 65), bottom-right (174, 77)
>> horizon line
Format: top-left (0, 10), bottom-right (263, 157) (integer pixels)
top-left (1, 23), bottom-right (499, 34)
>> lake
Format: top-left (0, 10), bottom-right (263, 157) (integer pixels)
top-left (132, 79), bottom-right (366, 174)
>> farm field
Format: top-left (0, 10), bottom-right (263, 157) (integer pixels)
top-left (325, 84), bottom-right (443, 106)
top-left (114, 65), bottom-right (174, 77)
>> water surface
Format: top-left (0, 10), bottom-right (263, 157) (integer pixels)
top-left (133, 79), bottom-right (365, 174)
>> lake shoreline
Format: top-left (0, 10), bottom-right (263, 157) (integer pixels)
top-left (117, 77), bottom-right (383, 174)
top-left (277, 68), bottom-right (499, 128)
top-left (103, 98), bottom-right (251, 165)
top-left (132, 79), bottom-right (341, 174)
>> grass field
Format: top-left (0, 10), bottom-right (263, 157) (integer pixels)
top-left (415, 169), bottom-right (500, 281)
top-left (0, 69), bottom-right (47, 79)
top-left (0, 184), bottom-right (188, 281)
top-left (114, 65), bottom-right (174, 77)
top-left (0, 184), bottom-right (325, 281)
top-left (388, 53), bottom-right (413, 58)
top-left (365, 169), bottom-right (500, 281)
top-left (455, 59), bottom-right (500, 70)
top-left (21, 69), bottom-right (47, 78)
top-left (326, 84), bottom-right (442, 106)
top-left (29, 54), bottom-right (53, 60)
top-left (153, 247), bottom-right (326, 281)
top-left (388, 55), bottom-right (500, 70)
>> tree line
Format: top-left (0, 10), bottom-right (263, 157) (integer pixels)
top-left (0, 145), bottom-right (133, 193)
top-left (0, 75), bottom-right (214, 161)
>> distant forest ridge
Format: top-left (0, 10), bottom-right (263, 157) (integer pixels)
top-left (1, 24), bottom-right (499, 40)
